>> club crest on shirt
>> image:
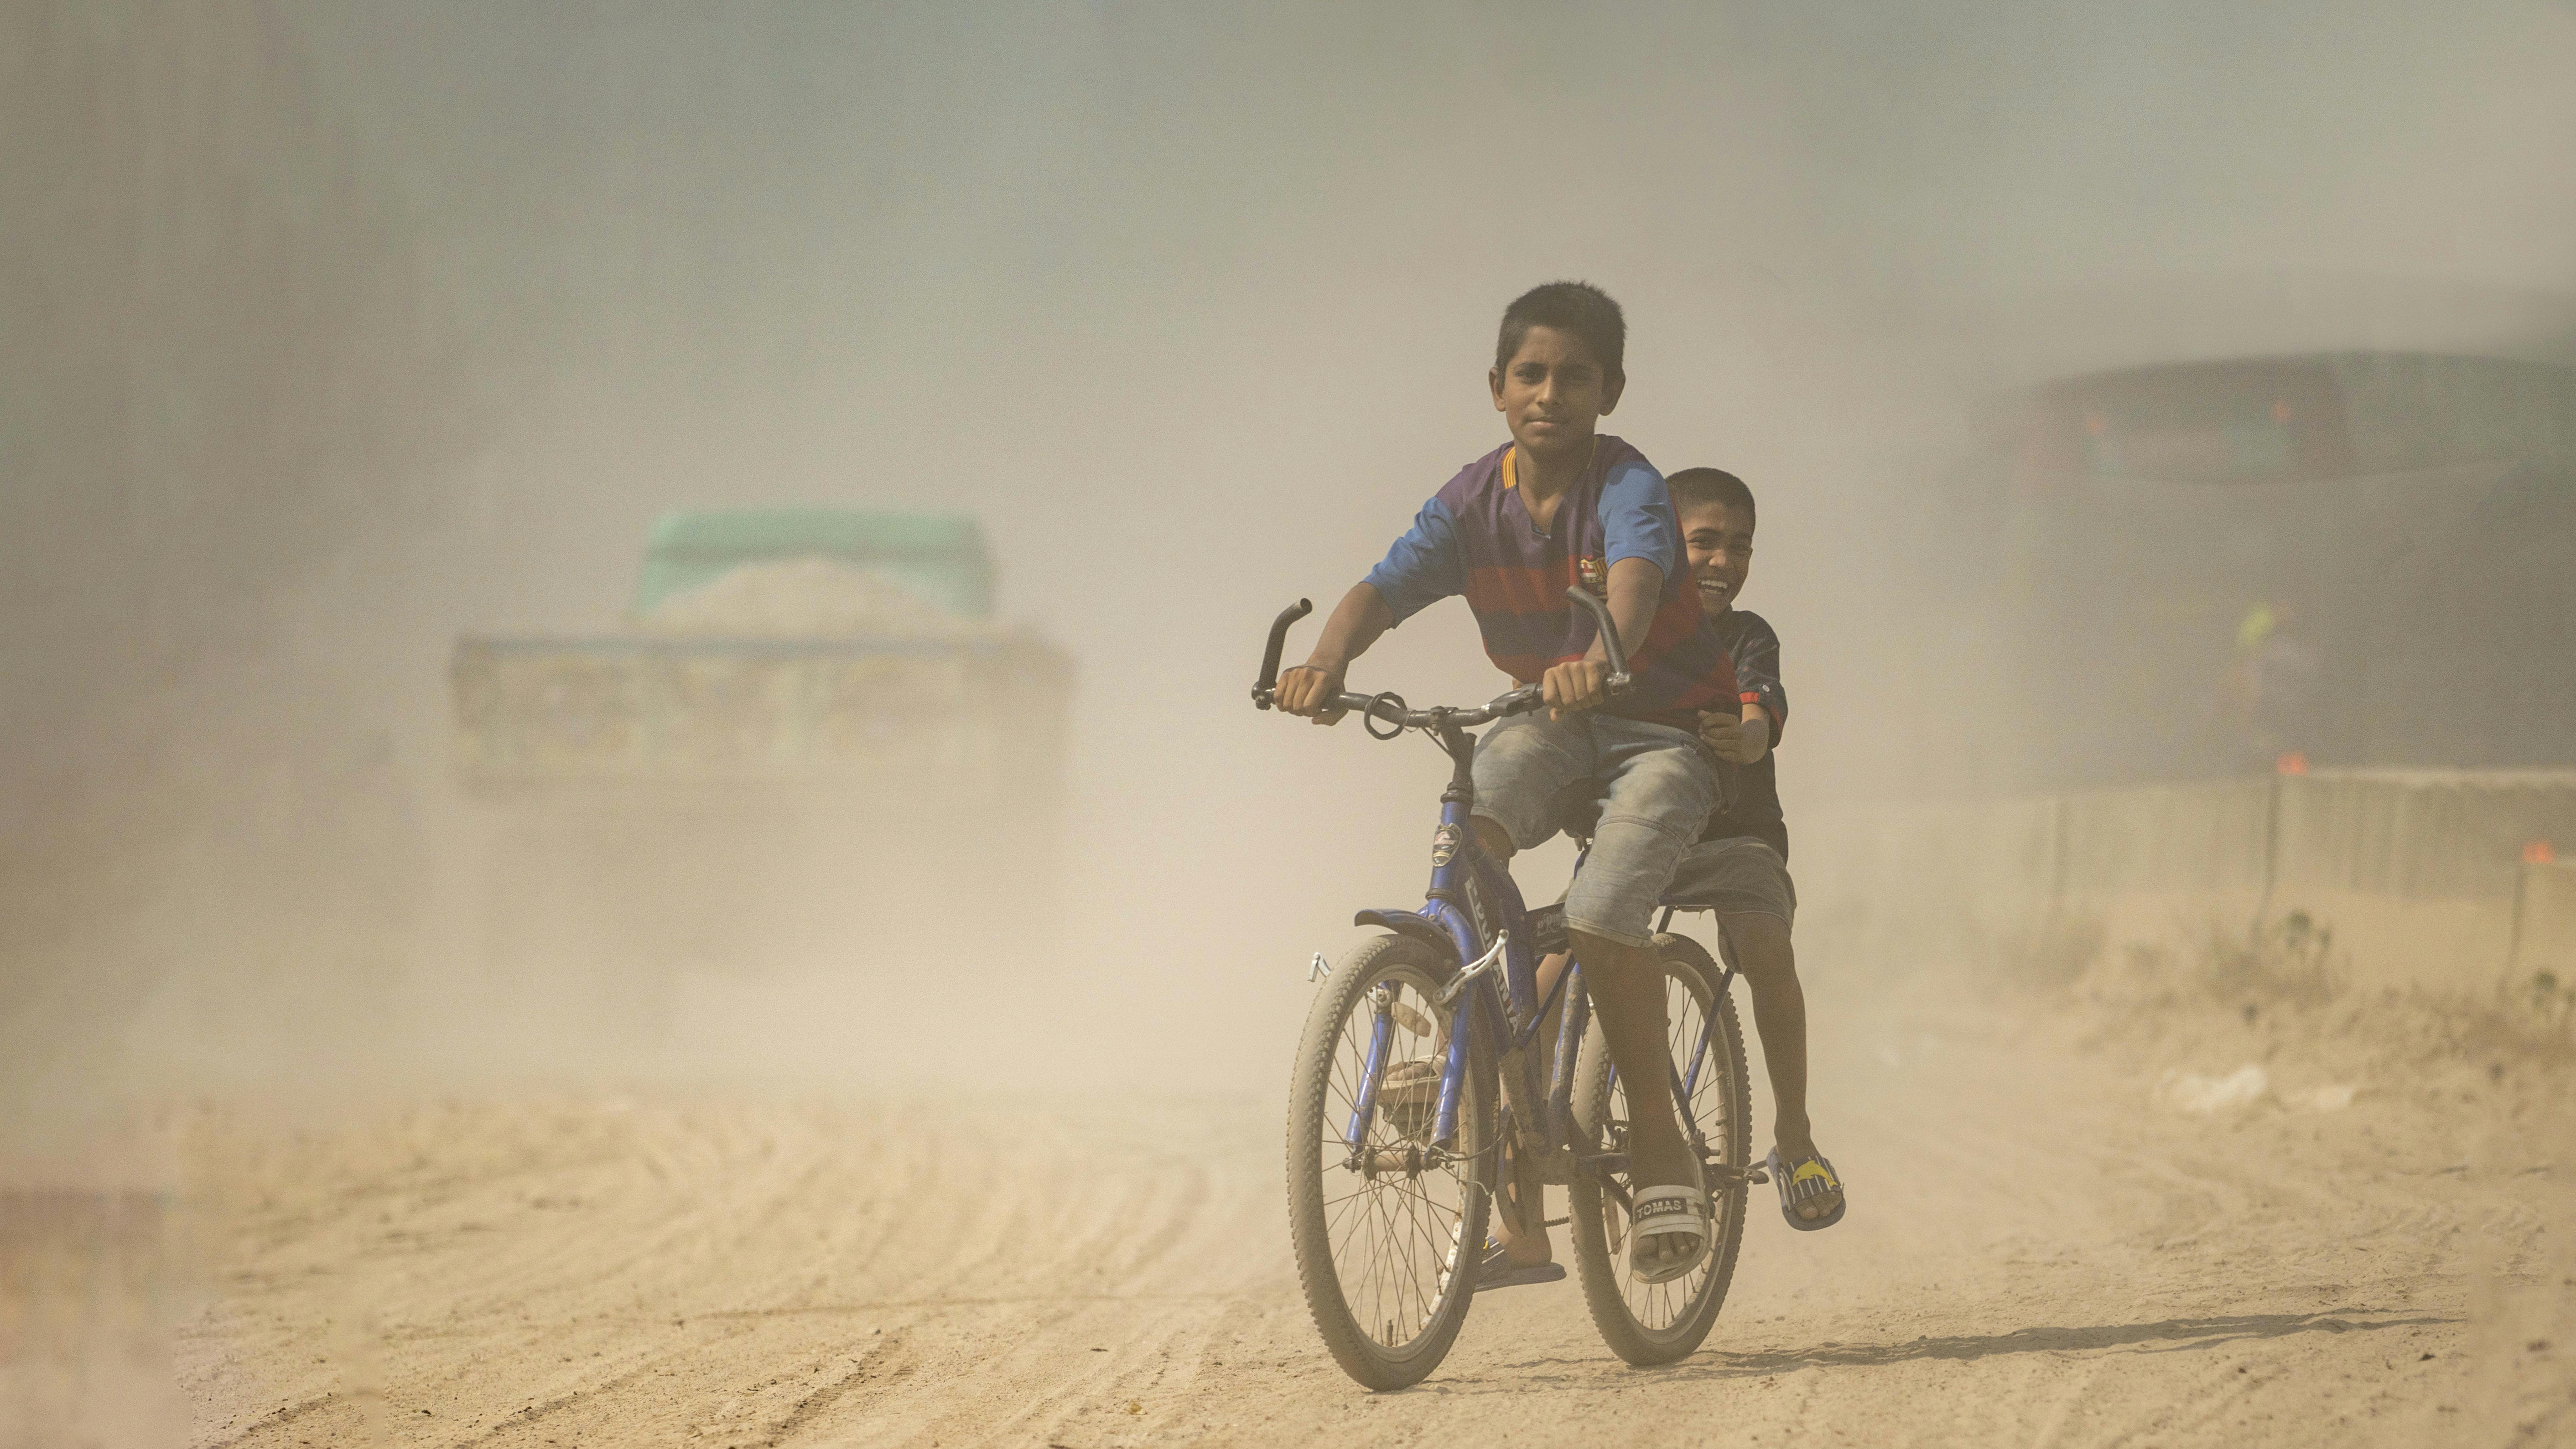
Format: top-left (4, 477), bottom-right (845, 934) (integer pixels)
top-left (1577, 555), bottom-right (1607, 596)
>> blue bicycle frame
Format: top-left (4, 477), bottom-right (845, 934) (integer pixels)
top-left (1250, 586), bottom-right (1728, 1178)
top-left (1339, 709), bottom-right (1596, 1166)
top-left (1341, 802), bottom-right (1736, 1177)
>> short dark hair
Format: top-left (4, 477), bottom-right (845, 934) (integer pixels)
top-left (1667, 467), bottom-right (1754, 527)
top-left (1496, 281), bottom-right (1626, 381)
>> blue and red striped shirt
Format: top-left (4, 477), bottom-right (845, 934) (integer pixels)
top-left (1364, 436), bottom-right (1740, 730)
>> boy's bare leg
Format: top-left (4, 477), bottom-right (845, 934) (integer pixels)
top-left (1571, 929), bottom-right (1689, 1184)
top-left (1491, 1099), bottom-right (1551, 1268)
top-left (1572, 928), bottom-right (1701, 1274)
top-left (1472, 820), bottom-right (1558, 1268)
top-left (1533, 950), bottom-right (1569, 1011)
top-left (1720, 910), bottom-right (1841, 1221)
top-left (1491, 952), bottom-right (1569, 1268)
top-left (1472, 823), bottom-right (1692, 1268)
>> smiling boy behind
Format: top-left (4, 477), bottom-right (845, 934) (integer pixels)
top-left (1667, 465), bottom-right (1845, 1230)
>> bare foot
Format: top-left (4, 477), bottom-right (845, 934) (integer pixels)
top-left (1773, 1137), bottom-right (1843, 1222)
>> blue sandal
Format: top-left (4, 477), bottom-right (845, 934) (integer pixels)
top-left (1767, 1147), bottom-right (1846, 1231)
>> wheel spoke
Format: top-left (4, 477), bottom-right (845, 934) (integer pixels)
top-left (1296, 953), bottom-right (1491, 1375)
top-left (1306, 961), bottom-right (1484, 1354)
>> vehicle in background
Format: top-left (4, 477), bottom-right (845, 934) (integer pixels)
top-left (450, 510), bottom-right (1072, 1048)
top-left (1962, 350), bottom-right (2574, 790)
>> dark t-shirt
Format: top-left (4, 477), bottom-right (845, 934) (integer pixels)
top-left (1697, 608), bottom-right (1788, 861)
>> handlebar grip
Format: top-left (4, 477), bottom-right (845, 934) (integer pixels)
top-left (1564, 586), bottom-right (1633, 684)
top-left (1253, 598), bottom-right (1313, 707)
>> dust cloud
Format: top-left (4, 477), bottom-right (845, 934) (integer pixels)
top-left (6, 0), bottom-right (2572, 1111)
top-left (5, 3), bottom-right (2575, 1441)
top-left (5, 0), bottom-right (2570, 1102)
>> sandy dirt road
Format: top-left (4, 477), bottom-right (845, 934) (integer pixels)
top-left (172, 983), bottom-right (2574, 1449)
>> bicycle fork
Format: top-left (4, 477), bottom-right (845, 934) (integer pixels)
top-left (1344, 985), bottom-right (1397, 1159)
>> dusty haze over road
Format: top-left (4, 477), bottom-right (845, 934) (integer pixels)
top-left (5, 4), bottom-right (2574, 1445)
top-left (7, 0), bottom-right (2572, 1095)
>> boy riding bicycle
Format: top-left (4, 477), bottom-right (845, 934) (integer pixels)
top-left (1273, 281), bottom-right (1740, 1285)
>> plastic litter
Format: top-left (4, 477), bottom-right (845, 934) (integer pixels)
top-left (2301, 1083), bottom-right (2357, 1112)
top-left (2164, 1064), bottom-right (2269, 1113)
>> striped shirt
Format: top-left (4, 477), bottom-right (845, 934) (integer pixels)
top-left (1363, 436), bottom-right (1741, 730)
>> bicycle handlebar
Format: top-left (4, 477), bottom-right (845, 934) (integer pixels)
top-left (1249, 586), bottom-right (1632, 730)
top-left (1252, 598), bottom-right (1313, 707)
top-left (1310, 683), bottom-right (1545, 731)
top-left (1561, 584), bottom-right (1631, 681)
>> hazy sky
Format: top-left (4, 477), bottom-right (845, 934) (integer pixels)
top-left (224, 2), bottom-right (2576, 1075)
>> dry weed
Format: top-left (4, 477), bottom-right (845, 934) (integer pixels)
top-left (2047, 910), bottom-right (2341, 1014)
top-left (2413, 970), bottom-right (2576, 1067)
top-left (2203, 910), bottom-right (2341, 1011)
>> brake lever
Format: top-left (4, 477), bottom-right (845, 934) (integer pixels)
top-left (1563, 586), bottom-right (1633, 691)
top-left (1436, 930), bottom-right (1509, 1006)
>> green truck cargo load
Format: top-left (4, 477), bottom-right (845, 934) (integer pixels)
top-left (447, 511), bottom-right (1072, 1046)
top-left (453, 510), bottom-right (1068, 789)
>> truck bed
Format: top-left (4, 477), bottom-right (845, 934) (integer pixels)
top-left (451, 632), bottom-right (1070, 789)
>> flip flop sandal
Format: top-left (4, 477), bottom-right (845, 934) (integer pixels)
top-left (1766, 1147), bottom-right (1847, 1231)
top-left (1474, 1242), bottom-right (1567, 1293)
top-left (1627, 1181), bottom-right (1711, 1285)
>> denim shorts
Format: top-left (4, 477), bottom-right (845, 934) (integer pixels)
top-left (1471, 711), bottom-right (1718, 949)
top-left (1664, 836), bottom-right (1796, 927)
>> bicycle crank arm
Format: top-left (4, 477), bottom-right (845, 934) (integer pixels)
top-left (1574, 1152), bottom-right (1769, 1188)
top-left (1353, 1143), bottom-right (1474, 1180)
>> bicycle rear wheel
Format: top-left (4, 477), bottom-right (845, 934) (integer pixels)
top-left (1565, 932), bottom-right (1751, 1366)
top-left (1285, 933), bottom-right (1496, 1390)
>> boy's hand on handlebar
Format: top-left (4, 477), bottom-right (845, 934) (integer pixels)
top-left (1541, 659), bottom-right (1609, 719)
top-left (1273, 662), bottom-right (1350, 724)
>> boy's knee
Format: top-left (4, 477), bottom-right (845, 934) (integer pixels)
top-left (1567, 926), bottom-right (1655, 973)
top-left (1470, 816), bottom-right (1516, 860)
top-left (1720, 913), bottom-right (1796, 980)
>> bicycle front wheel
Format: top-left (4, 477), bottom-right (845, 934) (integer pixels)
top-left (1285, 932), bottom-right (1496, 1390)
top-left (1566, 931), bottom-right (1751, 1366)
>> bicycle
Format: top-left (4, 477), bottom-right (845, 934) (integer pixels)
top-left (1253, 587), bottom-right (1766, 1390)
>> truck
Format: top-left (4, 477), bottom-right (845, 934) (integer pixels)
top-left (450, 510), bottom-right (1072, 1049)
top-left (1961, 349), bottom-right (2574, 790)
